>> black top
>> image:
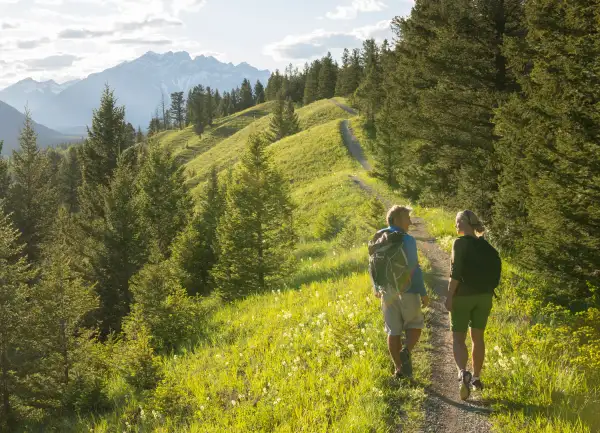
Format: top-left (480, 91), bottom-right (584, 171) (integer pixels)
top-left (450, 235), bottom-right (494, 296)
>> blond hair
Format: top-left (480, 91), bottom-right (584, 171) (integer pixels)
top-left (457, 210), bottom-right (485, 236)
top-left (386, 205), bottom-right (411, 226)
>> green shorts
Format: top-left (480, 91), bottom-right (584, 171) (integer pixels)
top-left (450, 294), bottom-right (493, 333)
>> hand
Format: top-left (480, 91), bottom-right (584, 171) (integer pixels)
top-left (444, 295), bottom-right (453, 312)
top-left (374, 290), bottom-right (382, 299)
top-left (421, 295), bottom-right (430, 308)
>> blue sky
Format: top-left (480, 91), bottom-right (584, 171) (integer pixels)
top-left (0, 0), bottom-right (414, 88)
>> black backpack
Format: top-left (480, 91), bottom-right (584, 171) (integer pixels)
top-left (462, 237), bottom-right (502, 294)
top-left (368, 229), bottom-right (411, 295)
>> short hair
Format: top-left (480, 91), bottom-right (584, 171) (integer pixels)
top-left (386, 205), bottom-right (411, 226)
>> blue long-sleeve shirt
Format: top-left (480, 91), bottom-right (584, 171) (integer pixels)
top-left (372, 225), bottom-right (427, 297)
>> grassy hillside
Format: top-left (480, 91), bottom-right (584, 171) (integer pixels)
top-left (44, 100), bottom-right (433, 433)
top-left (349, 119), bottom-right (600, 433)
top-left (155, 102), bottom-right (275, 165)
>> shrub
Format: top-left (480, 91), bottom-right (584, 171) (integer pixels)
top-left (313, 208), bottom-right (345, 240)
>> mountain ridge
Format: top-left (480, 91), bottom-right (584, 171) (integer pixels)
top-left (0, 99), bottom-right (81, 154)
top-left (2, 51), bottom-right (271, 134)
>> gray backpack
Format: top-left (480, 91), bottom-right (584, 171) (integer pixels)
top-left (368, 229), bottom-right (411, 295)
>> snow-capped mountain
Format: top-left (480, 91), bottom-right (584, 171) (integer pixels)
top-left (0, 78), bottom-right (80, 113)
top-left (8, 51), bottom-right (271, 133)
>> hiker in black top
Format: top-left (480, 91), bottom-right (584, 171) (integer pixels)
top-left (445, 210), bottom-right (499, 400)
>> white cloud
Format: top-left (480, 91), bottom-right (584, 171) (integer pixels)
top-left (264, 20), bottom-right (392, 62)
top-left (325, 0), bottom-right (386, 20)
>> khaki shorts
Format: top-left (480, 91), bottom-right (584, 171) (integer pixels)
top-left (381, 292), bottom-right (424, 336)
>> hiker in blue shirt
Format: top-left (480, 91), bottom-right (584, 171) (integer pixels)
top-left (371, 205), bottom-right (429, 378)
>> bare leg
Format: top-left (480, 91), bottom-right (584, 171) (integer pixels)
top-left (470, 328), bottom-right (485, 377)
top-left (405, 328), bottom-right (422, 352)
top-left (452, 332), bottom-right (468, 371)
top-left (388, 335), bottom-right (403, 372)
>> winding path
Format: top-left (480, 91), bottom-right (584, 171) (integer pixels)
top-left (340, 101), bottom-right (492, 433)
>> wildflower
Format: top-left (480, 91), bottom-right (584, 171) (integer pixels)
top-left (335, 350), bottom-right (341, 357)
top-left (288, 372), bottom-right (293, 377)
top-left (200, 405), bottom-right (205, 410)
top-left (315, 291), bottom-right (320, 298)
top-left (282, 360), bottom-right (287, 366)
top-left (348, 313), bottom-right (355, 319)
top-left (231, 400), bottom-right (237, 406)
top-left (348, 343), bottom-right (355, 350)
top-left (521, 354), bottom-right (530, 364)
top-left (238, 394), bottom-right (245, 400)
top-left (325, 389), bottom-right (331, 396)
top-left (364, 342), bottom-right (368, 347)
top-left (361, 328), bottom-right (366, 334)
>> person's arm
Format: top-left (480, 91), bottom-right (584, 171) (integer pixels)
top-left (445, 239), bottom-right (463, 311)
top-left (403, 236), bottom-right (428, 305)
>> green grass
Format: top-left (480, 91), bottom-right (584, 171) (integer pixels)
top-left (362, 174), bottom-right (600, 433)
top-left (41, 98), bottom-right (432, 433)
top-left (185, 100), bottom-right (352, 191)
top-left (62, 244), bottom-right (430, 433)
top-left (297, 99), bottom-right (351, 130)
top-left (156, 102), bottom-right (275, 165)
top-left (271, 120), bottom-right (358, 188)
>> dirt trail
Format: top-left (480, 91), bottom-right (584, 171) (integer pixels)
top-left (328, 99), bottom-right (371, 172)
top-left (348, 167), bottom-right (492, 430)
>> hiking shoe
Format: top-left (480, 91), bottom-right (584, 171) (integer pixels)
top-left (472, 378), bottom-right (484, 391)
top-left (399, 348), bottom-right (413, 378)
top-left (393, 370), bottom-right (404, 380)
top-left (459, 370), bottom-right (472, 401)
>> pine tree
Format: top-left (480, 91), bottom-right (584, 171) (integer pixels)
top-left (355, 40), bottom-right (384, 126)
top-left (318, 52), bottom-right (338, 100)
top-left (230, 87), bottom-right (240, 112)
top-left (90, 158), bottom-right (146, 335)
top-left (0, 141), bottom-right (10, 202)
top-left (254, 80), bottom-right (266, 104)
top-left (161, 92), bottom-right (170, 130)
top-left (28, 208), bottom-right (99, 410)
top-left (380, 1), bottom-right (523, 217)
top-left (136, 126), bottom-right (144, 143)
top-left (58, 147), bottom-right (81, 213)
top-left (493, 0), bottom-right (600, 302)
top-left (303, 60), bottom-right (321, 105)
top-left (79, 85), bottom-right (128, 219)
top-left (266, 70), bottom-right (284, 100)
top-left (214, 89), bottom-right (222, 115)
top-left (171, 167), bottom-right (225, 295)
top-left (170, 92), bottom-right (185, 130)
top-left (213, 134), bottom-right (295, 299)
top-left (240, 79), bottom-right (254, 110)
top-left (284, 98), bottom-right (300, 136)
top-left (128, 260), bottom-right (200, 352)
top-left (9, 110), bottom-right (57, 261)
top-left (347, 48), bottom-right (364, 95)
top-left (0, 208), bottom-right (35, 429)
top-left (190, 85), bottom-right (207, 135)
top-left (336, 48), bottom-right (351, 96)
top-left (205, 87), bottom-right (214, 126)
top-left (374, 100), bottom-right (402, 186)
top-left (136, 141), bottom-right (193, 258)
top-left (269, 91), bottom-right (287, 142)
